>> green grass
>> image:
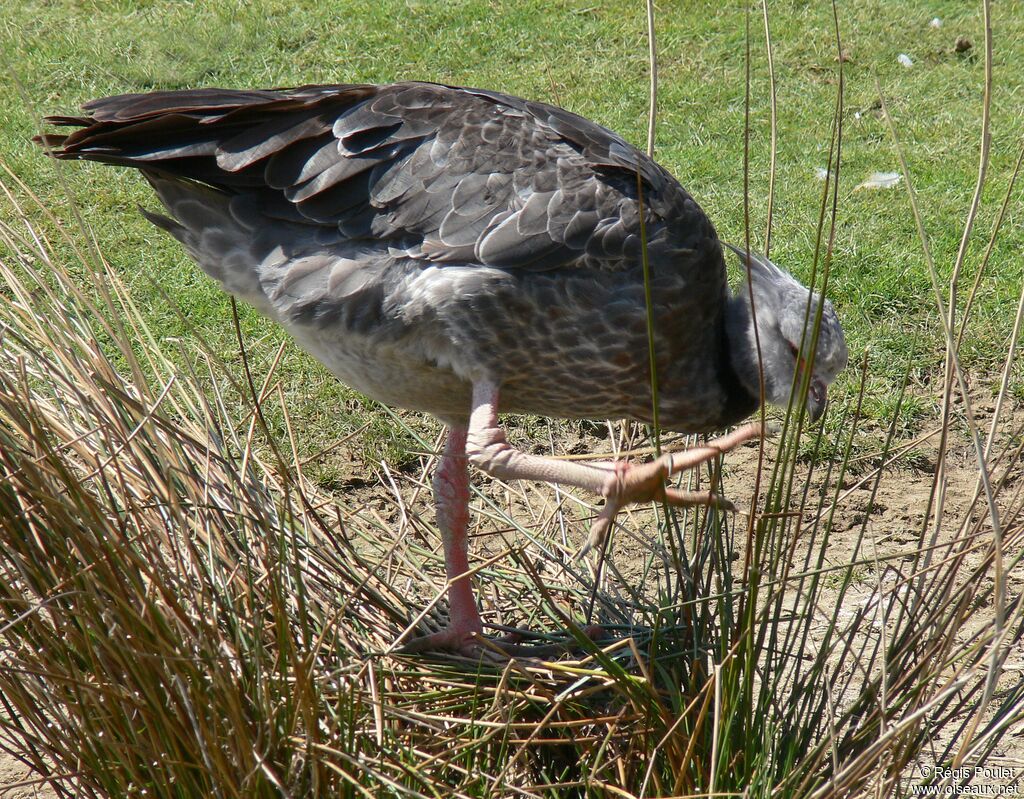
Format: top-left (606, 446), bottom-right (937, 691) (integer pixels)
top-left (0, 183), bottom-right (1020, 795)
top-left (1, 3), bottom-right (1023, 796)
top-left (3, 0), bottom-right (1023, 458)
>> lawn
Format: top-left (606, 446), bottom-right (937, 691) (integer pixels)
top-left (4, 0), bottom-right (1023, 460)
top-left (1, 1), bottom-right (1022, 797)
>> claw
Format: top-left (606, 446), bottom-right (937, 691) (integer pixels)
top-left (576, 423), bottom-right (765, 559)
top-left (577, 507), bottom-right (615, 559)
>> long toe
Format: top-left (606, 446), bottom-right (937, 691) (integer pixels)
top-left (662, 487), bottom-right (737, 512)
top-left (581, 442), bottom-right (751, 557)
top-left (489, 624), bottom-right (608, 658)
top-left (397, 625), bottom-right (608, 660)
top-left (396, 628), bottom-right (484, 656)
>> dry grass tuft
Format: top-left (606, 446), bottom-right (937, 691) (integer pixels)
top-left (1, 5), bottom-right (1023, 786)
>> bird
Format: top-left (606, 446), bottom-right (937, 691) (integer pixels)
top-left (37, 81), bottom-right (848, 656)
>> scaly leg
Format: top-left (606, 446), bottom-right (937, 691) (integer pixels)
top-left (400, 427), bottom-right (484, 654)
top-left (402, 382), bottom-right (762, 657)
top-left (401, 426), bottom-right (604, 658)
top-left (465, 380), bottom-right (763, 557)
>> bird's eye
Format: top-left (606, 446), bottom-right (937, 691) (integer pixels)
top-left (787, 341), bottom-right (799, 359)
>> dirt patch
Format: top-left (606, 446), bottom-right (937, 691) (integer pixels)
top-left (0, 753), bottom-right (56, 798)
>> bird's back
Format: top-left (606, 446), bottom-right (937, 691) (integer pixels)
top-left (39, 82), bottom-right (747, 429)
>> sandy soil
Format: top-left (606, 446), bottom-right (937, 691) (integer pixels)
top-left (0, 754), bottom-right (55, 799)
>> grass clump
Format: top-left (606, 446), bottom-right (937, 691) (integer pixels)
top-left (0, 150), bottom-right (1022, 796)
top-left (0, 2), bottom-right (1022, 797)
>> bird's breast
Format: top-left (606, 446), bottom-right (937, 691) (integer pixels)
top-left (270, 254), bottom-right (744, 432)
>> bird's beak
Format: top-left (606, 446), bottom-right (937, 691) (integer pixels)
top-left (795, 354), bottom-right (828, 422)
top-left (808, 378), bottom-right (827, 422)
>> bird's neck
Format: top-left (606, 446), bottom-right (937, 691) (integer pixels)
top-left (721, 291), bottom-right (763, 424)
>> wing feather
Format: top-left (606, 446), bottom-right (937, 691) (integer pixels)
top-left (39, 81), bottom-right (720, 276)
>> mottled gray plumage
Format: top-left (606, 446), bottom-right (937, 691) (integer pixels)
top-left (39, 81), bottom-right (847, 654)
top-left (39, 81), bottom-right (845, 430)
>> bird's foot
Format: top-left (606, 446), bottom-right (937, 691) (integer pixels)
top-left (579, 422), bottom-right (766, 557)
top-left (396, 624), bottom-right (607, 659)
top-left (395, 627), bottom-right (483, 656)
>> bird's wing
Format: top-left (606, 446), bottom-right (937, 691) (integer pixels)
top-left (40, 82), bottom-right (719, 273)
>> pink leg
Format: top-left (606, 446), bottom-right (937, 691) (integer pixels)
top-left (401, 381), bottom-right (762, 658)
top-left (466, 380), bottom-right (764, 557)
top-left (400, 427), bottom-right (484, 654)
top-left (434, 427), bottom-right (482, 638)
top-left (401, 426), bottom-right (598, 657)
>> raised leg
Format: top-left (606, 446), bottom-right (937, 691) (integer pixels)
top-left (465, 380), bottom-right (763, 557)
top-left (402, 381), bottom-right (763, 658)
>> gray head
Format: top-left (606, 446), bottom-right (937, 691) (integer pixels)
top-left (724, 244), bottom-right (848, 422)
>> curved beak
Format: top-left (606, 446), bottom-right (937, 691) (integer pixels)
top-left (795, 353), bottom-right (828, 422)
top-left (808, 378), bottom-right (828, 422)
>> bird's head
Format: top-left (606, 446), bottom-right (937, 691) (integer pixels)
top-left (725, 244), bottom-right (848, 422)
